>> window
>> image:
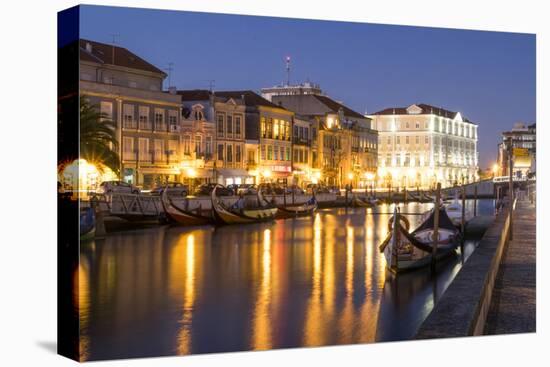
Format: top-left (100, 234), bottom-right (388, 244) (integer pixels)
top-left (247, 149), bottom-right (255, 163)
top-left (168, 140), bottom-right (178, 161)
top-left (100, 101), bottom-right (113, 120)
top-left (217, 144), bottom-right (224, 160)
top-left (205, 137), bottom-right (212, 156)
top-left (183, 135), bottom-right (191, 155)
top-left (195, 135), bottom-right (202, 155)
top-left (267, 145), bottom-right (273, 160)
top-left (273, 119), bottom-right (279, 139)
top-left (261, 117), bottom-right (266, 138)
top-left (227, 115), bottom-right (233, 136)
top-left (267, 118), bottom-right (273, 139)
top-left (154, 109), bottom-right (165, 131)
top-left (226, 144), bottom-right (233, 162)
top-left (154, 139), bottom-right (165, 162)
top-left (286, 146), bottom-right (291, 161)
top-left (387, 137), bottom-right (391, 144)
top-left (236, 145), bottom-right (241, 163)
top-left (123, 137), bottom-right (134, 160)
top-left (294, 126), bottom-right (299, 139)
top-left (280, 146), bottom-right (285, 161)
top-left (123, 104), bottom-right (135, 129)
top-left (312, 127), bottom-right (317, 140)
top-left (293, 149), bottom-right (298, 162)
top-left (396, 136), bottom-right (400, 144)
top-left (139, 106), bottom-right (150, 130)
top-left (274, 145), bottom-right (279, 160)
top-left (425, 136), bottom-right (429, 144)
top-left (235, 116), bottom-right (242, 137)
top-left (405, 136), bottom-right (409, 144)
top-left (217, 114), bottom-right (224, 137)
top-left (304, 149), bottom-right (308, 163)
top-left (168, 111), bottom-right (178, 126)
top-left (286, 121), bottom-right (291, 141)
top-left (406, 122), bottom-right (409, 129)
top-left (415, 136), bottom-right (419, 144)
top-left (416, 122), bottom-right (420, 129)
top-left (138, 138), bottom-right (150, 161)
top-left (304, 127), bottom-right (309, 140)
top-left (261, 145), bottom-right (266, 161)
top-left (194, 109), bottom-right (203, 121)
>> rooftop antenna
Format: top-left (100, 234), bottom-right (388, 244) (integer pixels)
top-left (109, 34), bottom-right (120, 64)
top-left (285, 56), bottom-right (291, 86)
top-left (165, 62), bottom-right (174, 88)
top-left (206, 79), bottom-right (216, 92)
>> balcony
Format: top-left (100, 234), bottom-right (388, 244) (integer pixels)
top-left (293, 137), bottom-right (311, 145)
top-left (123, 152), bottom-right (136, 161)
top-left (139, 122), bottom-right (153, 131)
top-left (154, 123), bottom-right (168, 132)
top-left (123, 121), bottom-right (138, 130)
top-left (139, 152), bottom-right (152, 162)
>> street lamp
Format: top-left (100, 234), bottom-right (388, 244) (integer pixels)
top-left (492, 163), bottom-right (499, 178)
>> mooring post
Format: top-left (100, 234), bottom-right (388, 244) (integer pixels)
top-left (404, 187), bottom-right (408, 202)
top-left (431, 183), bottom-right (441, 273)
top-left (345, 185), bottom-right (349, 208)
top-left (291, 184), bottom-right (295, 205)
top-left (474, 185), bottom-right (478, 217)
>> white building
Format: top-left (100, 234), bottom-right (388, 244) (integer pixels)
top-left (369, 103), bottom-right (478, 189)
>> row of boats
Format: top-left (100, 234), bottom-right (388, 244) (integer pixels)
top-left (161, 185), bottom-right (318, 226)
top-left (82, 184), bottom-right (472, 275)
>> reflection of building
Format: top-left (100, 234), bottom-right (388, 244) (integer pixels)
top-left (79, 39), bottom-right (182, 188)
top-left (370, 104), bottom-right (478, 189)
top-left (497, 122), bottom-right (536, 178)
top-left (216, 91), bottom-right (294, 185)
top-left (272, 94), bottom-right (377, 188)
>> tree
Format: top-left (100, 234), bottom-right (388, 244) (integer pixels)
top-left (79, 96), bottom-right (120, 175)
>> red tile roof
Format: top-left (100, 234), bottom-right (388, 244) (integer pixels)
top-left (79, 39), bottom-right (166, 76)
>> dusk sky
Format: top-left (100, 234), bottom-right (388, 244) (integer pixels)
top-left (79, 5), bottom-right (536, 169)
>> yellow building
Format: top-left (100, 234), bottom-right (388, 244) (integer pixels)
top-left (369, 103), bottom-right (478, 189)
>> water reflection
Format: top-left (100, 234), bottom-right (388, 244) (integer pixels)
top-left (78, 199), bottom-right (494, 361)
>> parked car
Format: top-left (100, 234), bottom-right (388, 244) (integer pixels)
top-left (193, 183), bottom-right (234, 196)
top-left (150, 182), bottom-right (189, 197)
top-left (237, 184), bottom-right (258, 195)
top-left (96, 181), bottom-right (140, 195)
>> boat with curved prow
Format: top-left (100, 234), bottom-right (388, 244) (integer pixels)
top-left (351, 194), bottom-right (379, 207)
top-left (211, 185), bottom-right (277, 224)
top-left (274, 194), bottom-right (318, 219)
top-left (379, 206), bottom-right (461, 273)
top-left (161, 188), bottom-right (213, 226)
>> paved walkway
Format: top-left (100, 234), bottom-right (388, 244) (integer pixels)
top-left (485, 198), bottom-right (536, 334)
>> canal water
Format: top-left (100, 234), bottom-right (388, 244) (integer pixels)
top-left (78, 199), bottom-right (495, 361)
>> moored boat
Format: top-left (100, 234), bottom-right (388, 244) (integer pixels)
top-left (211, 186), bottom-right (277, 224)
top-left (445, 192), bottom-right (473, 227)
top-left (80, 207), bottom-right (96, 240)
top-left (275, 195), bottom-right (318, 218)
top-left (379, 206), bottom-right (461, 273)
top-left (351, 194), bottom-right (378, 207)
top-left (161, 189), bottom-right (213, 226)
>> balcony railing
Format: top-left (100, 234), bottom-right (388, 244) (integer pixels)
top-left (138, 152), bottom-right (152, 162)
top-left (154, 123), bottom-right (168, 132)
top-left (123, 121), bottom-right (138, 129)
top-left (123, 152), bottom-right (136, 161)
top-left (139, 122), bottom-right (153, 130)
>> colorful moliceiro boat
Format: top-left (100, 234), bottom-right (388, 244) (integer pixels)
top-left (351, 195), bottom-right (379, 207)
top-left (161, 189), bottom-right (214, 226)
top-left (211, 186), bottom-right (278, 224)
top-left (80, 207), bottom-right (96, 241)
top-left (379, 206), bottom-right (461, 273)
top-left (275, 195), bottom-right (318, 218)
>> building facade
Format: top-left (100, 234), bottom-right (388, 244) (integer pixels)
top-left (272, 94), bottom-right (378, 188)
top-left (79, 39), bottom-right (182, 189)
top-left (178, 90), bottom-right (216, 187)
top-left (497, 122), bottom-right (536, 178)
top-left (216, 91), bottom-right (294, 185)
top-left (369, 103), bottom-right (478, 189)
top-left (291, 115), bottom-right (321, 187)
top-left (261, 81), bottom-right (323, 102)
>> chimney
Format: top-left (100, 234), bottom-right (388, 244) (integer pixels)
top-left (168, 86), bottom-right (177, 95)
top-left (85, 42), bottom-right (92, 53)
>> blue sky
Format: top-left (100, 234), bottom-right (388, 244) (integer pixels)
top-left (79, 5), bottom-right (536, 168)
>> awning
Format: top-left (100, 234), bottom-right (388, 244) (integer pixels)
top-left (216, 168), bottom-right (250, 177)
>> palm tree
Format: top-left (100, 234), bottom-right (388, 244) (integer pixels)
top-left (80, 96), bottom-right (120, 175)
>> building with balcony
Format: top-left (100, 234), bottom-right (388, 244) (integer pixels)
top-left (177, 90), bottom-right (217, 187)
top-left (291, 115), bottom-right (320, 187)
top-left (272, 94), bottom-right (377, 188)
top-left (497, 122), bottom-right (536, 178)
top-left (79, 39), bottom-right (182, 189)
top-left (216, 91), bottom-right (294, 185)
top-left (369, 103), bottom-right (479, 189)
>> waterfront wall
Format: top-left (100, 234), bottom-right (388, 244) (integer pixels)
top-left (442, 179), bottom-right (495, 198)
top-left (415, 203), bottom-right (511, 339)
